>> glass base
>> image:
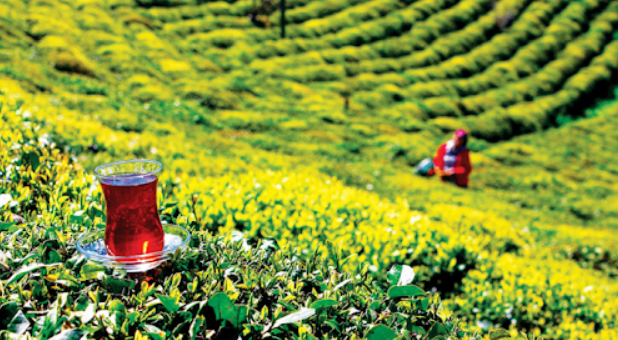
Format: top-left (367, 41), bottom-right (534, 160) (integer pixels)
top-left (76, 224), bottom-right (190, 273)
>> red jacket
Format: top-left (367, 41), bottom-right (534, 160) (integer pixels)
top-left (433, 143), bottom-right (472, 188)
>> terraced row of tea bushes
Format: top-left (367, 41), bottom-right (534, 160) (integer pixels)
top-left (206, 0), bottom-right (416, 44)
top-left (186, 0), bottom-right (457, 57)
top-left (141, 0), bottom-right (314, 23)
top-left (369, 0), bottom-right (609, 104)
top-left (4, 76), bottom-right (367, 182)
top-left (339, 0), bottom-right (573, 93)
top-left (470, 99), bottom-right (618, 237)
top-left (250, 0), bottom-right (452, 43)
top-left (88, 35), bottom-right (182, 82)
top-left (154, 0), bottom-right (376, 38)
top-left (341, 2), bottom-right (516, 76)
top-left (248, 0), bottom-right (495, 73)
top-left (267, 0), bottom-right (371, 26)
top-left (134, 0), bottom-right (206, 8)
top-left (140, 0), bottom-right (257, 22)
top-left (159, 0), bottom-right (379, 38)
top-left (388, 0), bottom-right (598, 85)
top-left (314, 0), bottom-right (564, 99)
top-left (130, 31), bottom-right (200, 81)
top-left (381, 3), bottom-right (618, 120)
top-left (232, 0), bottom-right (412, 50)
top-left (161, 16), bottom-right (256, 37)
top-left (341, 0), bottom-right (532, 77)
top-left (0, 75), bottom-right (340, 175)
top-left (271, 0), bottom-right (406, 39)
top-left (0, 83), bottom-right (236, 174)
top-left (461, 38), bottom-right (618, 141)
top-left (253, 2), bottom-right (496, 82)
top-left (359, 95), bottom-right (618, 227)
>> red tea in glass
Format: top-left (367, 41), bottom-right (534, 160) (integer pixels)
top-left (95, 160), bottom-right (164, 257)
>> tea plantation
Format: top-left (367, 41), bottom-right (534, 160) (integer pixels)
top-left (1, 0), bottom-right (618, 338)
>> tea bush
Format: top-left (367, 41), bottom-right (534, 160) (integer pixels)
top-left (2, 0), bottom-right (618, 337)
top-left (249, 0), bottom-right (493, 73)
top-left (0, 106), bottom-right (485, 340)
top-left (345, 0), bottom-right (571, 91)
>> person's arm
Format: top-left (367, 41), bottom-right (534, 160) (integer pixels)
top-left (453, 150), bottom-right (472, 175)
top-left (433, 145), bottom-right (450, 176)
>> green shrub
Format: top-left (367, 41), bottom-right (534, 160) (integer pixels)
top-left (0, 107), bottom-right (478, 340)
top-left (450, 254), bottom-right (618, 337)
top-left (3, 0), bottom-right (618, 338)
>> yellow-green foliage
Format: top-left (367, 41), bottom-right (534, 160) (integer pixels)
top-left (0, 107), bottom-right (95, 226)
top-left (452, 254), bottom-right (618, 337)
top-left (2, 0), bottom-right (618, 337)
top-left (2, 104), bottom-right (494, 340)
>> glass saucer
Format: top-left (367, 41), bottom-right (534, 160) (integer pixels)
top-left (76, 224), bottom-right (191, 273)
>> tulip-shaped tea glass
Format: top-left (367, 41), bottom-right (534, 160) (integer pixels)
top-left (95, 159), bottom-right (165, 257)
top-left (76, 159), bottom-right (189, 273)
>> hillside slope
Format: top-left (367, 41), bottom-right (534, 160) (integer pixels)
top-left (1, 0), bottom-right (618, 337)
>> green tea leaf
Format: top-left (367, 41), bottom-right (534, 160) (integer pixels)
top-left (274, 308), bottom-right (316, 328)
top-left (190, 316), bottom-right (205, 340)
top-left (420, 298), bottom-right (430, 311)
top-left (206, 293), bottom-right (247, 328)
top-left (144, 324), bottom-right (166, 340)
top-left (207, 293), bottom-right (234, 320)
top-left (490, 329), bottom-right (512, 340)
top-left (110, 300), bottom-right (126, 313)
top-left (7, 262), bottom-right (62, 285)
top-left (49, 329), bottom-right (85, 340)
top-left (21, 151), bottom-right (40, 171)
top-left (144, 332), bottom-right (165, 340)
top-left (7, 310), bottom-right (29, 335)
top-left (387, 265), bottom-right (415, 286)
top-left (0, 221), bottom-right (17, 231)
top-left (106, 277), bottom-right (135, 294)
top-left (156, 294), bottom-right (180, 313)
top-left (143, 324), bottom-right (163, 334)
top-left (81, 304), bottom-right (96, 324)
top-left (46, 250), bottom-right (63, 264)
top-left (325, 320), bottom-right (340, 332)
top-left (365, 324), bottom-right (398, 340)
top-left (234, 306), bottom-right (249, 328)
top-left (80, 263), bottom-right (106, 281)
top-left (310, 299), bottom-right (338, 310)
top-left (387, 285), bottom-right (425, 299)
top-left (70, 210), bottom-right (85, 224)
top-left (428, 322), bottom-right (449, 338)
top-left (0, 302), bottom-right (18, 329)
top-left (332, 279), bottom-right (352, 291)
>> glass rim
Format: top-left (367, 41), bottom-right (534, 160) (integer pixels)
top-left (94, 159), bottom-right (162, 180)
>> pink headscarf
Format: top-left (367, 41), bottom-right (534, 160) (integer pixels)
top-left (455, 129), bottom-right (468, 139)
